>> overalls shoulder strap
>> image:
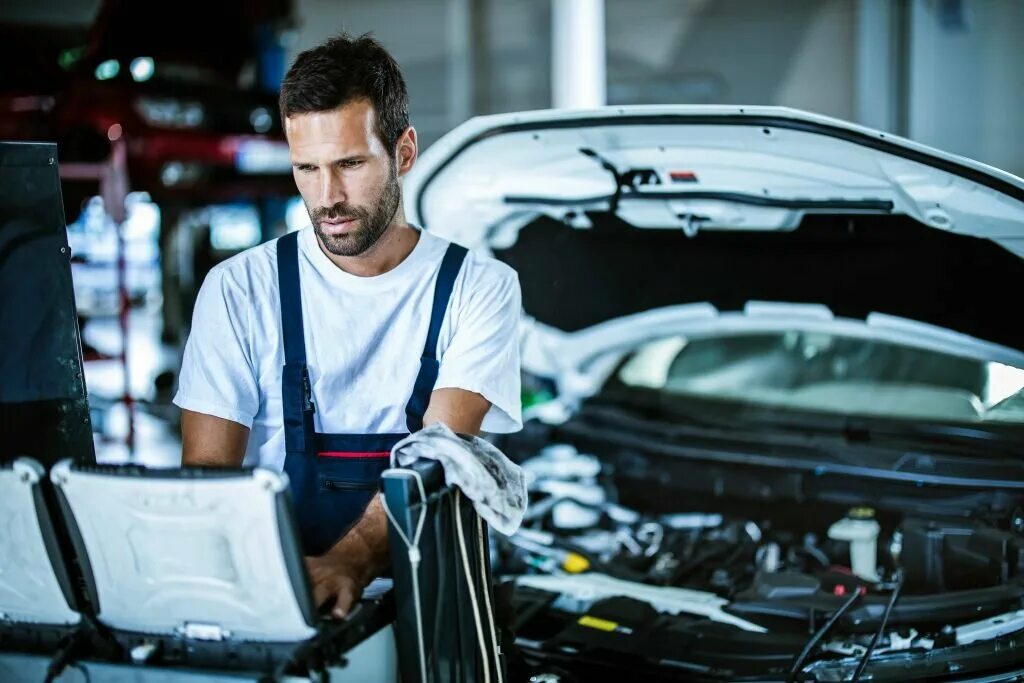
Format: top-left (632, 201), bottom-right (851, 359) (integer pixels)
top-left (404, 243), bottom-right (469, 432)
top-left (276, 231), bottom-right (315, 453)
top-left (277, 230), bottom-right (306, 365)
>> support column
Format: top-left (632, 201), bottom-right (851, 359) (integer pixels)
top-left (551, 0), bottom-right (606, 109)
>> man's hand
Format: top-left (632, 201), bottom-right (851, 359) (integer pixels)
top-left (305, 549), bottom-right (370, 619)
top-left (305, 494), bottom-right (390, 618)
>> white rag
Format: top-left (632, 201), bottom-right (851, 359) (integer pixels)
top-left (389, 422), bottom-right (527, 536)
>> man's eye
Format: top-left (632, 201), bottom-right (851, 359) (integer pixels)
top-left (296, 166), bottom-right (316, 173)
top-left (341, 160), bottom-right (363, 169)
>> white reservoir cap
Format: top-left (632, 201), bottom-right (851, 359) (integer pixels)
top-left (828, 510), bottom-right (881, 582)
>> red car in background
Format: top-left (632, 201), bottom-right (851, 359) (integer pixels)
top-left (0, 0), bottom-right (295, 224)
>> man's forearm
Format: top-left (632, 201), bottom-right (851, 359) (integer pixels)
top-left (323, 494), bottom-right (391, 580)
top-left (330, 388), bottom-right (490, 568)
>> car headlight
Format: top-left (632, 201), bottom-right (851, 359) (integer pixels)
top-left (135, 97), bottom-right (205, 129)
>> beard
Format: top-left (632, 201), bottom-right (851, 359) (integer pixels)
top-left (308, 163), bottom-right (402, 257)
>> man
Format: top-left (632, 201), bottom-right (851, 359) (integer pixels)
top-left (174, 34), bottom-right (522, 618)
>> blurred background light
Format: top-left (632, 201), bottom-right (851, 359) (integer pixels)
top-left (94, 58), bottom-right (119, 80)
top-left (130, 56), bottom-right (154, 82)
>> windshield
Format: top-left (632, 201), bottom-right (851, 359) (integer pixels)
top-left (613, 331), bottom-right (1024, 425)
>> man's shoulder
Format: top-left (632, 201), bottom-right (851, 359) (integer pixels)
top-left (420, 231), bottom-right (518, 288)
top-left (204, 234), bottom-right (282, 293)
top-left (461, 245), bottom-right (519, 290)
top-left (430, 235), bottom-right (519, 310)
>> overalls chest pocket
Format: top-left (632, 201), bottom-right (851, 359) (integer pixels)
top-left (317, 454), bottom-right (387, 493)
top-left (308, 455), bottom-right (388, 553)
top-left (303, 434), bottom-right (400, 554)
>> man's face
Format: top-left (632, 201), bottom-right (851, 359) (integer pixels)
top-left (286, 99), bottom-right (402, 257)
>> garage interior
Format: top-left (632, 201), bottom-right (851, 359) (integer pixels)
top-left (2, 1), bottom-right (1024, 682)
top-left (1, 0), bottom-right (1021, 464)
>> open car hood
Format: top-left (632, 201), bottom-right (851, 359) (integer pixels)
top-left (418, 109), bottom-right (1024, 682)
top-left (405, 106), bottom-right (1024, 382)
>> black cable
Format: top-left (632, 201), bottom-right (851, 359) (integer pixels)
top-left (68, 663), bottom-right (92, 683)
top-left (431, 493), bottom-right (448, 677)
top-left (786, 588), bottom-right (862, 683)
top-left (851, 570), bottom-right (904, 683)
top-left (44, 627), bottom-right (90, 683)
top-left (669, 543), bottom-right (731, 582)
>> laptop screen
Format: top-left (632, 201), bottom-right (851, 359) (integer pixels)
top-left (0, 459), bottom-right (81, 627)
top-left (52, 462), bottom-right (317, 642)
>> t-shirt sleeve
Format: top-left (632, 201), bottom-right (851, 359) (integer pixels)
top-left (173, 265), bottom-right (260, 428)
top-left (435, 260), bottom-right (523, 433)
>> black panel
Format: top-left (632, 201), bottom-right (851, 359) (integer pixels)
top-left (0, 142), bottom-right (94, 466)
top-left (384, 459), bottom-right (502, 683)
top-left (494, 213), bottom-right (1024, 353)
top-left (70, 462), bottom-right (256, 478)
top-left (52, 484), bottom-right (100, 615)
top-left (31, 477), bottom-right (84, 615)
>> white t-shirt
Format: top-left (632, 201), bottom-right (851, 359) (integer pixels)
top-left (174, 226), bottom-right (523, 472)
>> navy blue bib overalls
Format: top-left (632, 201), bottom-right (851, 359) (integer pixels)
top-left (276, 230), bottom-right (468, 556)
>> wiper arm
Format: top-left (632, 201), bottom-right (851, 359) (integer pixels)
top-left (837, 418), bottom-right (1024, 456)
top-left (593, 389), bottom-right (1024, 455)
top-left (587, 390), bottom-right (743, 434)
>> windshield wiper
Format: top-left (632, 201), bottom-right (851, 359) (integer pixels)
top-left (587, 389), bottom-right (745, 435)
top-left (788, 415), bottom-right (1024, 458)
top-left (592, 387), bottom-right (1024, 456)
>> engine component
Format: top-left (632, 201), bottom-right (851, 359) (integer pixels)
top-left (955, 609), bottom-right (1024, 646)
top-left (828, 507), bottom-right (881, 581)
top-left (635, 523), bottom-right (664, 558)
top-left (514, 572), bottom-right (767, 633)
top-left (501, 438), bottom-right (1024, 681)
top-left (506, 529), bottom-right (592, 574)
top-left (758, 541), bottom-right (782, 573)
top-left (535, 480), bottom-right (605, 506)
top-left (660, 512), bottom-right (723, 529)
top-left (551, 499), bottom-right (602, 530)
top-left (901, 518), bottom-right (972, 591)
top-left (749, 570), bottom-right (820, 600)
top-left (522, 445), bottom-right (601, 480)
top-left (902, 518), bottom-right (1024, 592)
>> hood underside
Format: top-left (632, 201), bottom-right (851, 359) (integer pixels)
top-left (500, 212), bottom-right (1024, 354)
top-left (407, 106), bottom-right (1024, 358)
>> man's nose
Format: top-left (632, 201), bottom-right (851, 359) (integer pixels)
top-left (319, 168), bottom-right (346, 207)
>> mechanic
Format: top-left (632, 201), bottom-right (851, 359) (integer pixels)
top-left (174, 34), bottom-right (522, 618)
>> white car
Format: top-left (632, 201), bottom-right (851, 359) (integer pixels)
top-left (407, 106), bottom-right (1024, 682)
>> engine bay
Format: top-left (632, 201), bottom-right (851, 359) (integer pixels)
top-left (495, 443), bottom-right (1024, 682)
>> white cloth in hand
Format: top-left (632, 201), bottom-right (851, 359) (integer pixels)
top-left (390, 422), bottom-right (527, 535)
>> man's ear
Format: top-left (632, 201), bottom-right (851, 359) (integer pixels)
top-left (395, 126), bottom-right (418, 176)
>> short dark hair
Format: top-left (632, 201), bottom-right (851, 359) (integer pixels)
top-left (279, 33), bottom-right (409, 155)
